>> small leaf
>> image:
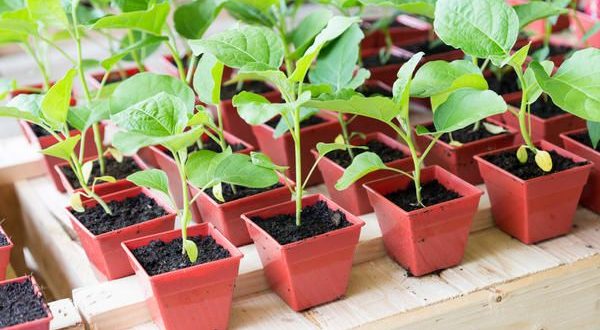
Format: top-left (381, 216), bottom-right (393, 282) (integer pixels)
top-left (587, 121), bottom-right (600, 149)
top-left (93, 176), bottom-right (117, 184)
top-left (69, 192), bottom-right (85, 213)
top-left (232, 91), bottom-right (292, 125)
top-left (106, 147), bottom-right (124, 163)
top-left (82, 160), bottom-right (94, 184)
top-left (334, 135), bottom-right (345, 144)
top-left (183, 239), bottom-right (198, 262)
top-left (91, 2), bottom-right (170, 35)
top-left (250, 152), bottom-right (288, 172)
top-left (516, 145), bottom-right (528, 164)
top-left (41, 68), bottom-right (76, 128)
top-left (482, 122), bottom-right (507, 135)
top-left (500, 43), bottom-right (530, 68)
top-left (433, 89), bottom-right (507, 133)
top-left (535, 150), bottom-right (553, 172)
top-left (212, 183), bottom-right (225, 202)
top-left (127, 169), bottom-right (171, 197)
top-left (187, 108), bottom-right (212, 126)
top-left (335, 152), bottom-right (389, 190)
top-left (40, 135), bottom-right (80, 161)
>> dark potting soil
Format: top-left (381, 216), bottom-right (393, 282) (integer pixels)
top-left (549, 44), bottom-right (573, 57)
top-left (486, 70), bottom-right (520, 95)
top-left (357, 84), bottom-right (392, 97)
top-left (61, 157), bottom-right (140, 189)
top-left (72, 194), bottom-right (167, 236)
top-left (166, 138), bottom-right (246, 158)
top-left (401, 40), bottom-right (457, 55)
top-left (385, 180), bottom-right (461, 212)
top-left (265, 115), bottom-right (325, 129)
top-left (569, 132), bottom-right (600, 151)
top-left (221, 81), bottom-right (274, 100)
top-left (131, 235), bottom-right (231, 276)
top-left (205, 183), bottom-right (284, 204)
top-left (0, 232), bottom-right (8, 247)
top-left (362, 52), bottom-right (410, 68)
top-left (251, 200), bottom-right (351, 245)
top-left (0, 278), bottom-right (48, 328)
top-left (326, 140), bottom-right (406, 168)
top-left (432, 122), bottom-right (507, 144)
top-left (528, 98), bottom-right (566, 119)
top-left (483, 149), bottom-right (588, 180)
top-left (30, 123), bottom-right (74, 138)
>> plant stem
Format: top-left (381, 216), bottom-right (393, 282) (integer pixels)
top-left (293, 105), bottom-right (302, 227)
top-left (167, 42), bottom-right (186, 82)
top-left (127, 31), bottom-right (146, 72)
top-left (175, 151), bottom-right (192, 255)
top-left (513, 66), bottom-right (535, 149)
top-left (186, 55), bottom-right (198, 85)
top-left (23, 42), bottom-right (51, 91)
top-left (215, 103), bottom-right (227, 151)
top-left (338, 113), bottom-right (354, 159)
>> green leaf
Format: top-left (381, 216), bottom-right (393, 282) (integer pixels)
top-left (41, 68), bottom-right (76, 128)
top-left (316, 142), bottom-right (367, 157)
top-left (232, 91), bottom-right (293, 125)
top-left (160, 126), bottom-right (205, 152)
top-left (0, 0), bottom-right (24, 14)
top-left (529, 49), bottom-right (600, 122)
top-left (67, 100), bottom-right (110, 132)
top-left (212, 183), bottom-right (225, 202)
top-left (305, 91), bottom-right (399, 122)
top-left (587, 121), bottom-right (600, 149)
top-left (0, 106), bottom-right (41, 124)
top-left (187, 107), bottom-right (212, 126)
top-left (26, 0), bottom-right (68, 28)
top-left (7, 93), bottom-right (42, 118)
top-left (234, 64), bottom-right (294, 97)
top-left (250, 152), bottom-right (288, 171)
top-left (516, 145), bottom-right (528, 163)
top-left (223, 0), bottom-right (275, 26)
top-left (290, 9), bottom-right (333, 59)
top-left (82, 160), bottom-right (94, 183)
top-left (291, 16), bottom-right (360, 82)
top-left (127, 169), bottom-right (171, 196)
top-left (273, 107), bottom-right (319, 138)
top-left (412, 60), bottom-right (487, 97)
top-left (41, 134), bottom-right (80, 161)
top-left (514, 1), bottom-right (567, 29)
top-left (194, 53), bottom-right (224, 105)
top-left (359, 0), bottom-right (436, 18)
top-left (183, 239), bottom-right (198, 262)
top-left (346, 68), bottom-right (371, 90)
top-left (523, 60), bottom-right (554, 104)
top-left (69, 192), bottom-right (85, 213)
top-left (110, 73), bottom-right (195, 116)
top-left (434, 0), bottom-right (518, 59)
top-left (500, 43), bottom-right (530, 68)
top-left (309, 23), bottom-right (363, 92)
top-left (214, 153), bottom-right (279, 188)
top-left (91, 2), bottom-right (170, 35)
top-left (433, 88), bottom-right (507, 133)
top-left (335, 152), bottom-right (389, 190)
top-left (101, 35), bottom-right (168, 71)
top-left (174, 0), bottom-right (225, 40)
top-left (112, 126), bottom-right (204, 155)
top-left (393, 51), bottom-right (423, 117)
top-left (189, 26), bottom-right (284, 69)
top-left (186, 148), bottom-right (232, 188)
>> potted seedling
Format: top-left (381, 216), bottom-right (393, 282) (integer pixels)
top-left (0, 225), bottom-right (13, 281)
top-left (196, 17), bottom-right (366, 310)
top-left (433, 0), bottom-right (597, 244)
top-left (307, 51), bottom-right (505, 275)
top-left (560, 122), bottom-right (600, 213)
top-left (0, 276), bottom-right (52, 330)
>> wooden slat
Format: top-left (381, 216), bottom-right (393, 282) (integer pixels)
top-left (0, 136), bottom-right (44, 185)
top-left (49, 299), bottom-right (84, 330)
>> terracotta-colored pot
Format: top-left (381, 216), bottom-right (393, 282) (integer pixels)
top-left (525, 15), bottom-right (571, 36)
top-left (68, 187), bottom-right (177, 280)
top-left (415, 121), bottom-right (518, 185)
top-left (242, 194), bottom-right (364, 311)
top-left (312, 133), bottom-right (413, 215)
top-left (561, 129), bottom-right (600, 213)
top-left (395, 33), bottom-right (465, 63)
top-left (475, 141), bottom-right (592, 244)
top-left (87, 66), bottom-right (146, 89)
top-left (20, 121), bottom-right (104, 192)
top-left (1, 276), bottom-right (53, 330)
top-left (571, 10), bottom-right (600, 47)
top-left (122, 223), bottom-right (243, 330)
top-left (189, 176), bottom-right (292, 246)
top-left (151, 131), bottom-right (255, 223)
top-left (55, 153), bottom-right (147, 196)
top-left (361, 46), bottom-right (414, 86)
top-left (251, 113), bottom-right (341, 187)
top-left (0, 226), bottom-right (13, 281)
top-left (490, 106), bottom-right (586, 146)
top-left (363, 166), bottom-right (482, 276)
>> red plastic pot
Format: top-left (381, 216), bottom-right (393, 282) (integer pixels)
top-left (251, 113), bottom-right (341, 187)
top-left (345, 81), bottom-right (398, 137)
top-left (475, 141), bottom-right (592, 244)
top-left (87, 66), bottom-right (146, 89)
top-left (561, 129), bottom-right (600, 213)
top-left (20, 121), bottom-right (104, 192)
top-left (415, 121), bottom-right (518, 185)
top-left (363, 166), bottom-right (482, 276)
top-left (68, 186), bottom-right (177, 280)
top-left (122, 223), bottom-right (243, 330)
top-left (361, 46), bottom-right (414, 86)
top-left (312, 133), bottom-right (413, 215)
top-left (241, 194), bottom-right (364, 311)
top-left (1, 276), bottom-right (53, 330)
top-left (364, 17), bottom-right (430, 50)
top-left (151, 131), bottom-right (255, 222)
top-left (490, 105), bottom-right (586, 146)
top-left (189, 176), bottom-right (292, 246)
top-left (55, 153), bottom-right (147, 196)
top-left (0, 226), bottom-right (14, 281)
top-left (525, 14), bottom-right (571, 35)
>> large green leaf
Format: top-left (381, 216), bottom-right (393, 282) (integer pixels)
top-left (433, 88), bottom-right (507, 133)
top-left (113, 0), bottom-right (165, 12)
top-left (305, 91), bottom-right (399, 122)
top-left (186, 149), bottom-right (232, 188)
top-left (101, 35), bottom-right (168, 71)
top-left (434, 0), bottom-right (518, 59)
top-left (127, 169), bottom-right (171, 197)
top-left (232, 91), bottom-right (293, 125)
top-left (174, 0), bottom-right (225, 40)
top-left (67, 100), bottom-right (110, 132)
top-left (189, 26), bottom-right (283, 69)
top-left (530, 48), bottom-right (600, 122)
top-left (40, 134), bottom-right (80, 161)
top-left (110, 73), bottom-right (195, 115)
top-left (335, 152), bottom-right (389, 190)
top-left (290, 9), bottom-right (333, 59)
top-left (411, 60), bottom-right (486, 97)
top-left (193, 53), bottom-right (223, 105)
top-left (514, 1), bottom-right (568, 29)
top-left (0, 106), bottom-right (41, 124)
top-left (27, 0), bottom-right (68, 28)
top-left (112, 126), bottom-right (204, 155)
top-left (359, 0), bottom-right (437, 18)
top-left (41, 68), bottom-right (76, 128)
top-left (91, 2), bottom-right (170, 35)
top-left (0, 0), bottom-right (23, 14)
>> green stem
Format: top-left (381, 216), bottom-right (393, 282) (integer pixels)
top-left (23, 42), bottom-right (50, 91)
top-left (338, 113), bottom-right (354, 159)
top-left (175, 151), bottom-right (192, 254)
top-left (186, 55), bottom-right (198, 85)
top-left (293, 105), bottom-right (302, 227)
top-left (215, 103), bottom-right (227, 151)
top-left (167, 42), bottom-right (186, 82)
top-left (513, 66), bottom-right (535, 149)
top-left (127, 31), bottom-right (145, 72)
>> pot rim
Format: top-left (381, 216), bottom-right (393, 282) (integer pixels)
top-left (560, 128), bottom-right (599, 155)
top-left (256, 112), bottom-right (339, 138)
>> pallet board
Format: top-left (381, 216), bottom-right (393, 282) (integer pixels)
top-left (49, 299), bottom-right (84, 330)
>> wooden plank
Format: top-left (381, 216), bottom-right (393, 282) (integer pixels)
top-left (0, 136), bottom-right (44, 185)
top-left (49, 299), bottom-right (84, 330)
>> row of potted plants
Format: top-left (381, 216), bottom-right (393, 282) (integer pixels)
top-left (0, 0), bottom-right (599, 329)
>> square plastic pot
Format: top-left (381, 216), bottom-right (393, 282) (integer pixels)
top-left (561, 129), bottom-right (600, 213)
top-left (0, 225), bottom-right (14, 281)
top-left (0, 276), bottom-right (53, 330)
top-left (475, 141), bottom-right (592, 244)
top-left (415, 121), bottom-right (518, 185)
top-left (365, 17), bottom-right (430, 49)
top-left (251, 113), bottom-right (341, 187)
top-left (395, 33), bottom-right (465, 63)
top-left (363, 166), bottom-right (482, 276)
top-left (241, 194), bottom-right (365, 311)
top-left (189, 176), bottom-right (292, 246)
top-left (67, 186), bottom-right (177, 280)
top-left (312, 133), bottom-right (414, 215)
top-left (122, 223), bottom-right (243, 330)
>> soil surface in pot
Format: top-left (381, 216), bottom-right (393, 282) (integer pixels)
top-left (357, 84), bottom-right (392, 97)
top-left (265, 115), bottom-right (325, 129)
top-left (528, 98), bottom-right (566, 119)
top-left (72, 194), bottom-right (167, 236)
top-left (429, 122), bottom-right (507, 144)
top-left (166, 138), bottom-right (246, 158)
top-left (362, 52), bottom-right (409, 68)
top-left (0, 278), bottom-right (48, 328)
top-left (131, 235), bottom-right (231, 276)
top-left (569, 132), bottom-right (600, 151)
top-left (402, 40), bottom-right (457, 55)
top-left (326, 140), bottom-right (406, 168)
top-left (483, 149), bottom-right (588, 180)
top-left (205, 183), bottom-right (284, 204)
top-left (61, 157), bottom-right (140, 189)
top-left (221, 81), bottom-right (273, 100)
top-left (30, 123), bottom-right (75, 137)
top-left (385, 180), bottom-right (461, 212)
top-left (486, 70), bottom-right (520, 95)
top-left (250, 200), bottom-right (351, 245)
top-left (0, 232), bottom-right (8, 247)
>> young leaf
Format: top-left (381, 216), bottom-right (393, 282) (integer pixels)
top-left (127, 169), bottom-right (171, 197)
top-left (500, 43), bottom-right (530, 68)
top-left (214, 153), bottom-right (281, 188)
top-left (393, 52), bottom-right (424, 117)
top-left (101, 35), bottom-right (168, 71)
top-left (482, 122), bottom-right (507, 135)
top-left (69, 192), bottom-right (85, 213)
top-left (433, 89), bottom-right (507, 133)
top-left (412, 60), bottom-right (486, 97)
top-left (41, 68), bottom-right (76, 128)
top-left (434, 0), bottom-right (518, 59)
top-left (183, 239), bottom-right (198, 262)
top-left (516, 145), bottom-right (528, 163)
top-left (40, 135), bottom-right (80, 161)
top-left (535, 150), bottom-right (553, 172)
top-left (290, 9), bottom-right (333, 58)
top-left (234, 64), bottom-right (294, 96)
top-left (513, 1), bottom-right (567, 29)
top-left (91, 2), bottom-right (170, 35)
top-left (523, 60), bottom-right (554, 104)
top-left (194, 53), bottom-right (224, 106)
top-left (187, 107), bottom-right (212, 126)
top-left (232, 92), bottom-right (293, 125)
top-left (174, 0), bottom-right (225, 40)
top-left (212, 183), bottom-right (225, 202)
top-left (106, 147), bottom-right (124, 163)
top-left (160, 126), bottom-right (205, 153)
top-left (82, 160), bottom-right (94, 184)
top-left (27, 0), bottom-right (68, 28)
top-left (305, 92), bottom-right (398, 122)
top-left (587, 121), bottom-right (600, 149)
top-left (250, 152), bottom-right (288, 171)
top-left (335, 152), bottom-right (389, 190)
top-left (0, 106), bottom-right (41, 124)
